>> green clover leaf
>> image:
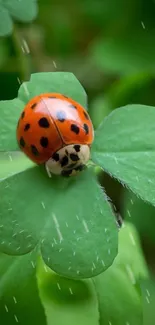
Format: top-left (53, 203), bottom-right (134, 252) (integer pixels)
top-left (92, 104), bottom-right (155, 207)
top-left (37, 259), bottom-right (99, 325)
top-left (0, 72), bottom-right (118, 279)
top-left (0, 0), bottom-right (38, 36)
top-left (36, 222), bottom-right (146, 325)
top-left (18, 72), bottom-right (88, 108)
top-left (93, 222), bottom-right (147, 325)
top-left (0, 250), bottom-right (46, 325)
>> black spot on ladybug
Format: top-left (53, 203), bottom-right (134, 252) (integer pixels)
top-left (69, 104), bottom-right (77, 109)
top-left (83, 123), bottom-right (89, 135)
top-left (31, 103), bottom-right (37, 109)
top-left (71, 124), bottom-right (80, 134)
top-left (52, 152), bottom-right (59, 161)
top-left (61, 155), bottom-right (69, 167)
top-left (40, 137), bottom-right (49, 148)
top-left (83, 111), bottom-right (89, 120)
top-left (70, 153), bottom-right (79, 161)
top-left (56, 111), bottom-right (66, 122)
top-left (74, 145), bottom-right (80, 152)
top-left (21, 111), bottom-right (25, 119)
top-left (31, 145), bottom-right (39, 156)
top-left (61, 169), bottom-right (72, 177)
top-left (65, 149), bottom-right (69, 156)
top-left (38, 117), bottom-right (50, 128)
top-left (24, 123), bottom-right (30, 131)
top-left (19, 136), bottom-right (25, 147)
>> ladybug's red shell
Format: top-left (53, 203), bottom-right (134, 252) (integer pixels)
top-left (16, 93), bottom-right (94, 164)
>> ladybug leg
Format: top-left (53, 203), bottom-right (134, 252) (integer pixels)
top-left (45, 163), bottom-right (52, 178)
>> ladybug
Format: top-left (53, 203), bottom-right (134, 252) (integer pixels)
top-left (16, 93), bottom-right (94, 177)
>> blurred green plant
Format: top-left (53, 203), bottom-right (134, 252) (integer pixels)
top-left (89, 31), bottom-right (155, 75)
top-left (0, 0), bottom-right (38, 36)
top-left (123, 190), bottom-right (155, 245)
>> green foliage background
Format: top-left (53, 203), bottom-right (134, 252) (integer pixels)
top-left (1, 0), bottom-right (155, 324)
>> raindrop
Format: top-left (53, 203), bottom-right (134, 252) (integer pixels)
top-left (146, 289), bottom-right (150, 297)
top-left (4, 305), bottom-right (8, 312)
top-left (127, 210), bottom-right (131, 218)
top-left (26, 234), bottom-right (32, 238)
top-left (125, 264), bottom-right (136, 284)
top-left (31, 261), bottom-right (35, 269)
top-left (52, 214), bottom-right (63, 242)
top-left (101, 260), bottom-right (105, 266)
top-left (14, 314), bottom-right (19, 323)
top-left (44, 265), bottom-right (48, 273)
top-left (82, 219), bottom-right (89, 233)
top-left (53, 238), bottom-right (57, 244)
top-left (9, 155), bottom-right (13, 162)
top-left (22, 83), bottom-right (30, 97)
top-left (146, 296), bottom-right (150, 304)
top-left (141, 21), bottom-right (145, 29)
top-left (53, 61), bottom-right (57, 68)
top-left (22, 39), bottom-right (30, 54)
top-left (13, 296), bottom-right (17, 304)
top-left (92, 262), bottom-right (96, 269)
top-left (69, 287), bottom-right (73, 295)
top-left (57, 282), bottom-right (61, 290)
top-left (19, 230), bottom-right (24, 234)
top-left (129, 232), bottom-right (136, 246)
top-left (17, 77), bottom-right (21, 85)
top-left (41, 201), bottom-right (46, 209)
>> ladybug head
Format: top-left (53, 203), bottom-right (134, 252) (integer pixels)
top-left (45, 144), bottom-right (90, 177)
